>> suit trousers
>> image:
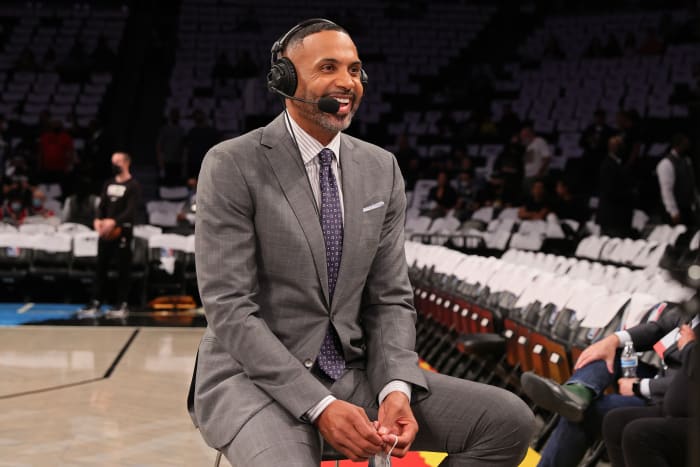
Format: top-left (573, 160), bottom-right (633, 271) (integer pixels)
top-left (222, 369), bottom-right (534, 467)
top-left (602, 405), bottom-right (688, 467)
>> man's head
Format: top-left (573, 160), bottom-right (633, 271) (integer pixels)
top-left (270, 19), bottom-right (365, 142)
top-left (608, 135), bottom-right (623, 156)
top-left (111, 152), bottom-right (131, 174)
top-left (531, 179), bottom-right (546, 200)
top-left (31, 188), bottom-right (46, 210)
top-left (519, 126), bottom-right (535, 145)
top-left (671, 133), bottom-right (689, 154)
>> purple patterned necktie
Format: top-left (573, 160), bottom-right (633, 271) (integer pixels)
top-left (316, 148), bottom-right (346, 380)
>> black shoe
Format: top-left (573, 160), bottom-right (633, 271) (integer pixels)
top-left (77, 300), bottom-right (101, 319)
top-left (106, 302), bottom-right (129, 320)
top-left (521, 371), bottom-right (589, 422)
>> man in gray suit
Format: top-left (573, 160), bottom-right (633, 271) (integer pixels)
top-left (189, 18), bottom-right (534, 466)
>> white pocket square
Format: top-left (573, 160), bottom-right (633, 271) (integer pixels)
top-left (362, 201), bottom-right (385, 213)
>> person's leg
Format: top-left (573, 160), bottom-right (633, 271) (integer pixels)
top-left (412, 371), bottom-right (534, 466)
top-left (537, 394), bottom-right (646, 467)
top-left (565, 359), bottom-right (615, 396)
top-left (622, 417), bottom-right (689, 467)
top-left (95, 238), bottom-right (114, 303)
top-left (601, 405), bottom-right (663, 467)
top-left (221, 399), bottom-right (321, 467)
top-left (115, 234), bottom-right (132, 304)
top-left (340, 369), bottom-right (534, 467)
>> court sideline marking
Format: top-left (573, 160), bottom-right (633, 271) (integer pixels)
top-left (0, 328), bottom-right (140, 400)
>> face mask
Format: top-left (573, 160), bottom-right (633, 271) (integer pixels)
top-left (32, 198), bottom-right (43, 209)
top-left (10, 202), bottom-right (22, 212)
top-left (111, 164), bottom-right (122, 176)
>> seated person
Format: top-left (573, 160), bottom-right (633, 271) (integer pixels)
top-left (551, 177), bottom-right (588, 223)
top-left (427, 170), bottom-right (457, 217)
top-left (453, 168), bottom-right (482, 221)
top-left (61, 177), bottom-right (100, 227)
top-left (1, 190), bottom-right (28, 226)
top-left (602, 324), bottom-right (695, 467)
top-left (518, 178), bottom-right (550, 220)
top-left (27, 188), bottom-right (55, 218)
top-left (521, 301), bottom-right (698, 467)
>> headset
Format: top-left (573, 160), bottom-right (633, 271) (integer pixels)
top-left (267, 18), bottom-right (369, 98)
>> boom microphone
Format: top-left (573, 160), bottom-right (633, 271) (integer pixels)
top-left (270, 87), bottom-right (341, 114)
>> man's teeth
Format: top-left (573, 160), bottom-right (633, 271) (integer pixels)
top-left (335, 98), bottom-right (350, 104)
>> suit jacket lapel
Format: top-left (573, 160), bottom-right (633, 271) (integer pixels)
top-left (261, 114), bottom-right (330, 306)
top-left (334, 135), bottom-right (364, 310)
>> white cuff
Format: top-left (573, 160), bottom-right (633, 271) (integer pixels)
top-left (378, 380), bottom-right (412, 405)
top-left (614, 331), bottom-right (632, 347)
top-left (305, 395), bottom-right (337, 424)
top-left (640, 379), bottom-right (651, 398)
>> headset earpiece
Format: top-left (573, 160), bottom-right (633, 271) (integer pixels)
top-left (267, 57), bottom-right (298, 96)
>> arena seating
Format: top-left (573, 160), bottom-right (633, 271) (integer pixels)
top-left (0, 2), bottom-right (126, 148)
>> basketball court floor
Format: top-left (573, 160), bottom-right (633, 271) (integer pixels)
top-left (0, 303), bottom-right (539, 466)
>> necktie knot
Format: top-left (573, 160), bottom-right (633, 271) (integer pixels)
top-left (319, 148), bottom-right (334, 168)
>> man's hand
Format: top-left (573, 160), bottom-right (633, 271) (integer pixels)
top-left (315, 400), bottom-right (383, 461)
top-left (574, 334), bottom-right (620, 372)
top-left (98, 218), bottom-right (117, 238)
top-left (376, 392), bottom-right (418, 458)
top-left (671, 213), bottom-right (681, 225)
top-left (678, 324), bottom-right (696, 350)
top-left (617, 377), bottom-right (638, 396)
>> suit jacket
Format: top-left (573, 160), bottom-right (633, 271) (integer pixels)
top-left (627, 305), bottom-right (697, 398)
top-left (188, 114), bottom-right (428, 448)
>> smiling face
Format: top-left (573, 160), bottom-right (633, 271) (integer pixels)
top-left (285, 30), bottom-right (364, 144)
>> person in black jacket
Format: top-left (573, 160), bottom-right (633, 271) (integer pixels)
top-left (78, 152), bottom-right (141, 319)
top-left (521, 302), bottom-right (698, 467)
top-left (596, 135), bottom-right (637, 238)
top-left (602, 323), bottom-right (695, 467)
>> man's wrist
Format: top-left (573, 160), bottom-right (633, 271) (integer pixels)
top-left (378, 381), bottom-right (411, 406)
top-left (304, 395), bottom-right (336, 424)
top-left (613, 331), bottom-right (631, 348)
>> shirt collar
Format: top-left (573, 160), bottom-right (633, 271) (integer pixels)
top-left (284, 111), bottom-right (341, 165)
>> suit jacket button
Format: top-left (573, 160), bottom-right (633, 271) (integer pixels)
top-left (303, 359), bottom-right (313, 369)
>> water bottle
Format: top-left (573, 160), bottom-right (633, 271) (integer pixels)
top-left (620, 341), bottom-right (638, 378)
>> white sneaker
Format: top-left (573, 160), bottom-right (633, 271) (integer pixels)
top-left (106, 302), bottom-right (129, 320)
top-left (77, 300), bottom-right (101, 319)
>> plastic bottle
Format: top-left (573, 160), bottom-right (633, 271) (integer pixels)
top-left (620, 341), bottom-right (638, 378)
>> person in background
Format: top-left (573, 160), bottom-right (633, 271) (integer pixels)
top-left (156, 109), bottom-right (185, 184)
top-left (522, 302), bottom-right (698, 467)
top-left (26, 188), bottom-right (55, 219)
top-left (552, 177), bottom-right (588, 223)
top-left (78, 152), bottom-right (141, 320)
top-left (596, 135), bottom-right (636, 237)
top-left (0, 190), bottom-right (28, 226)
top-left (518, 178), bottom-right (550, 220)
top-left (38, 119), bottom-right (74, 186)
top-left (602, 324), bottom-right (695, 467)
top-left (61, 176), bottom-right (100, 227)
top-left (579, 109), bottom-right (615, 193)
top-left (520, 124), bottom-right (551, 193)
top-left (184, 109), bottom-right (221, 180)
top-left (656, 133), bottom-right (699, 226)
top-left (427, 170), bottom-right (458, 217)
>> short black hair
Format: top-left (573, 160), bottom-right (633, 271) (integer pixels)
top-left (283, 21), bottom-right (348, 55)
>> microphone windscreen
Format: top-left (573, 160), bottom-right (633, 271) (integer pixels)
top-left (318, 97), bottom-right (340, 114)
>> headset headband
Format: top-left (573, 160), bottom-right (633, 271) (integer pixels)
top-left (270, 18), bottom-right (338, 66)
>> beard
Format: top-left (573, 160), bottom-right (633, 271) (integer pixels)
top-left (296, 91), bottom-right (359, 134)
